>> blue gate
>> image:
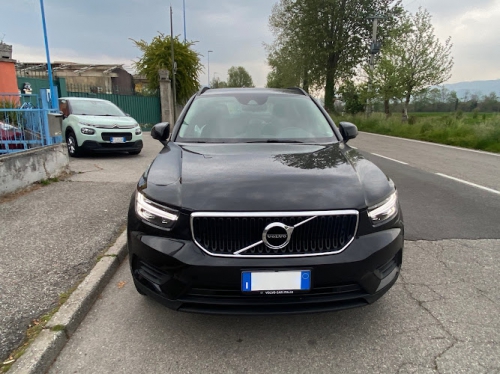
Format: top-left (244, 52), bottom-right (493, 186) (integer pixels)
top-left (0, 93), bottom-right (62, 155)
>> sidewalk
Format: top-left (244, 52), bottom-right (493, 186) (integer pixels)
top-left (0, 135), bottom-right (161, 366)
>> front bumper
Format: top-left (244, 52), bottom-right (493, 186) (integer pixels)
top-left (81, 139), bottom-right (143, 153)
top-left (128, 227), bottom-right (404, 315)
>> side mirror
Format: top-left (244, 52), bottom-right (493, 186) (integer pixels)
top-left (151, 122), bottom-right (170, 145)
top-left (339, 122), bottom-right (358, 142)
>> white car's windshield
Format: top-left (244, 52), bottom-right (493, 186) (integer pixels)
top-left (70, 100), bottom-right (125, 117)
top-left (176, 92), bottom-right (336, 143)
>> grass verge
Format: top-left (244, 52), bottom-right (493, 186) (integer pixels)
top-left (0, 286), bottom-right (78, 372)
top-left (332, 112), bottom-right (500, 153)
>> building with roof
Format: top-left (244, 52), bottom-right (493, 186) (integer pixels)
top-left (15, 62), bottom-right (135, 95)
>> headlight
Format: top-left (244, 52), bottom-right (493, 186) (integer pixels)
top-left (135, 127), bottom-right (142, 135)
top-left (81, 127), bottom-right (95, 135)
top-left (368, 191), bottom-right (398, 226)
top-left (135, 191), bottom-right (178, 229)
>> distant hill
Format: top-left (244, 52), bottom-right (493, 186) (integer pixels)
top-left (443, 79), bottom-right (500, 99)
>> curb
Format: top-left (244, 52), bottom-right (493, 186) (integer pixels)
top-left (9, 231), bottom-right (128, 374)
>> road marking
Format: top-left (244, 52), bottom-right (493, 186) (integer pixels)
top-left (436, 173), bottom-right (500, 196)
top-left (371, 153), bottom-right (409, 165)
top-left (360, 132), bottom-right (500, 158)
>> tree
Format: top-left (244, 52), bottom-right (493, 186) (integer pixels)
top-left (480, 92), bottom-right (500, 112)
top-left (267, 0), bottom-right (404, 111)
top-left (226, 66), bottom-right (254, 87)
top-left (211, 77), bottom-right (228, 89)
top-left (265, 26), bottom-right (308, 89)
top-left (365, 18), bottom-right (412, 116)
top-left (131, 33), bottom-right (203, 104)
top-left (389, 8), bottom-right (453, 119)
top-left (266, 52), bottom-right (302, 89)
top-left (338, 80), bottom-right (365, 114)
top-left (366, 44), bottom-right (406, 116)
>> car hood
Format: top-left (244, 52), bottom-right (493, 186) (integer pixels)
top-left (140, 142), bottom-right (394, 212)
top-left (70, 114), bottom-right (137, 127)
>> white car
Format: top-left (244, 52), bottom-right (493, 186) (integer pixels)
top-left (59, 97), bottom-right (143, 157)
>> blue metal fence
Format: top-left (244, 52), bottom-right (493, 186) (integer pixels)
top-left (0, 93), bottom-right (61, 155)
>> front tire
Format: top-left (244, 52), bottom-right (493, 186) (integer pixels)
top-left (66, 131), bottom-right (82, 157)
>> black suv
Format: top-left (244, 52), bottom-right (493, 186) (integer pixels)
top-left (127, 87), bottom-right (404, 314)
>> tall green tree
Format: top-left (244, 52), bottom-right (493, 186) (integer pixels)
top-left (267, 0), bottom-right (404, 111)
top-left (131, 33), bottom-right (203, 104)
top-left (265, 27), bottom-right (307, 89)
top-left (365, 17), bottom-right (411, 116)
top-left (226, 66), bottom-right (254, 87)
top-left (379, 9), bottom-right (453, 119)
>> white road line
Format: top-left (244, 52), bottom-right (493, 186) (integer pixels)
top-left (371, 153), bottom-right (409, 165)
top-left (360, 132), bottom-right (500, 158)
top-left (436, 173), bottom-right (500, 196)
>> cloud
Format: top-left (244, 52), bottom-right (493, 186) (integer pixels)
top-left (3, 0), bottom-right (499, 87)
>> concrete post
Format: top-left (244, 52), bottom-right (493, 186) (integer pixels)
top-left (158, 69), bottom-right (174, 125)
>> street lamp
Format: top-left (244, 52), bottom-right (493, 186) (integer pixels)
top-left (207, 50), bottom-right (213, 87)
top-left (183, 0), bottom-right (187, 43)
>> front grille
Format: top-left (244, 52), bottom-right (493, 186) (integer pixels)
top-left (101, 132), bottom-right (132, 141)
top-left (192, 212), bottom-right (358, 257)
top-left (95, 124), bottom-right (136, 129)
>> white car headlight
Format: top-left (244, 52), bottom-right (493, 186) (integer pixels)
top-left (81, 127), bottom-right (95, 135)
top-left (368, 191), bottom-right (398, 226)
top-left (135, 191), bottom-right (178, 229)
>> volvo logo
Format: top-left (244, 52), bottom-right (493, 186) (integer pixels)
top-left (262, 222), bottom-right (294, 249)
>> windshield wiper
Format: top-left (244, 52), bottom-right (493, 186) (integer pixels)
top-left (245, 139), bottom-right (305, 143)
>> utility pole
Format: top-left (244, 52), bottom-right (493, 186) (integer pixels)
top-left (366, 15), bottom-right (384, 116)
top-left (170, 6), bottom-right (177, 121)
top-left (39, 0), bottom-right (58, 110)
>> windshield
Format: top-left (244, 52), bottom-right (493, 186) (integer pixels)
top-left (176, 93), bottom-right (336, 143)
top-left (70, 99), bottom-right (125, 116)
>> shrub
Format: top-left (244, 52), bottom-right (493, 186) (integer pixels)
top-left (472, 109), bottom-right (479, 120)
top-left (331, 112), bottom-right (500, 153)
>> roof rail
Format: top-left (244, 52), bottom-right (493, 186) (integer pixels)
top-left (198, 86), bottom-right (211, 95)
top-left (286, 87), bottom-right (308, 96)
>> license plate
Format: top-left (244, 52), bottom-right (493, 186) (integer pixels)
top-left (241, 270), bottom-right (311, 293)
top-left (110, 137), bottom-right (125, 143)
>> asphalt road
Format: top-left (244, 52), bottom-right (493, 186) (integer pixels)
top-left (47, 133), bottom-right (500, 373)
top-left (0, 135), bottom-right (162, 362)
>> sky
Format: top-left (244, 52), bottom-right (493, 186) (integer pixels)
top-left (1, 0), bottom-right (499, 87)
